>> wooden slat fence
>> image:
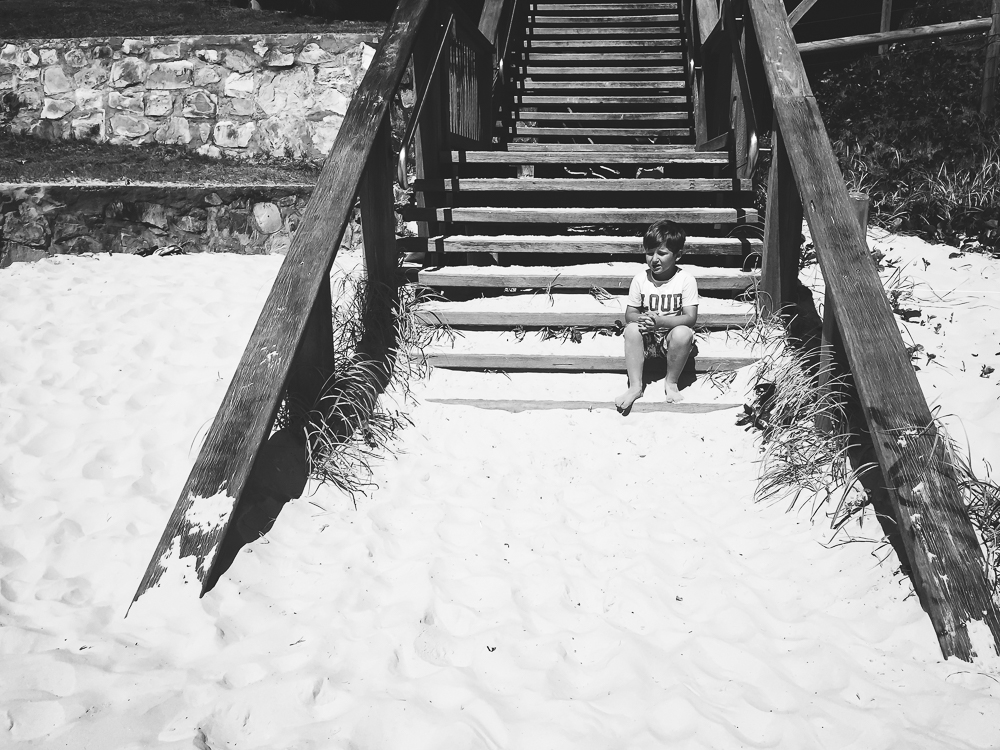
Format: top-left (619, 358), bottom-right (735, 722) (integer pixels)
top-left (680, 0), bottom-right (1000, 660)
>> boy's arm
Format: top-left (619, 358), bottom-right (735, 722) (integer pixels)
top-left (652, 304), bottom-right (698, 331)
top-left (624, 304), bottom-right (644, 325)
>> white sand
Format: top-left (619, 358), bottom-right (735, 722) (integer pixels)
top-left (2, 238), bottom-right (1000, 748)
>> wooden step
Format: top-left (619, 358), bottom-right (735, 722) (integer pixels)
top-left (399, 234), bottom-right (760, 256)
top-left (423, 399), bottom-right (740, 414)
top-left (515, 111), bottom-right (689, 121)
top-left (522, 65), bottom-right (684, 76)
top-left (533, 3), bottom-right (678, 11)
top-left (521, 80), bottom-right (686, 90)
top-left (449, 149), bottom-right (726, 164)
top-left (525, 39), bottom-right (682, 48)
top-left (527, 26), bottom-right (682, 36)
top-left (412, 177), bottom-right (750, 192)
top-left (524, 52), bottom-right (683, 61)
top-left (417, 262), bottom-right (757, 291)
top-left (418, 330), bottom-right (758, 372)
top-left (512, 126), bottom-right (691, 137)
top-left (531, 14), bottom-right (680, 23)
top-left (402, 207), bottom-right (759, 224)
top-left (415, 293), bottom-right (753, 329)
top-left (504, 142), bottom-right (695, 151)
top-left (518, 95), bottom-right (687, 104)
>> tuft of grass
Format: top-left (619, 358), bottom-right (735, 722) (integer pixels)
top-left (275, 273), bottom-right (450, 507)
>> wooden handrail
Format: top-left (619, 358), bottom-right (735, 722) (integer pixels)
top-left (797, 17), bottom-right (993, 54)
top-left (749, 0), bottom-right (1000, 661)
top-left (132, 0), bottom-right (435, 603)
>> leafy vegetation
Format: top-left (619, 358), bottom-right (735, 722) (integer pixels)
top-left (0, 131), bottom-right (320, 184)
top-left (812, 1), bottom-right (1000, 253)
top-left (0, 0), bottom-right (381, 39)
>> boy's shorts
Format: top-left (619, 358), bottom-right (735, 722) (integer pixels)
top-left (642, 332), bottom-right (669, 359)
top-left (641, 331), bottom-right (698, 360)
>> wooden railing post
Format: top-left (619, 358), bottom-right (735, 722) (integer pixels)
top-left (760, 117), bottom-right (802, 319)
top-left (982, 0), bottom-right (1000, 115)
top-left (750, 0), bottom-right (1000, 661)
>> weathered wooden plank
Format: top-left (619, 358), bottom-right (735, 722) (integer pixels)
top-left (878, 0), bottom-right (893, 54)
top-left (359, 121), bottom-right (398, 341)
top-left (513, 126), bottom-right (691, 136)
top-left (516, 111), bottom-right (689, 121)
top-left (525, 38), bottom-right (682, 47)
top-left (534, 3), bottom-right (679, 10)
top-left (413, 177), bottom-right (750, 190)
top-left (399, 234), bottom-right (758, 254)
top-left (797, 18), bottom-right (992, 54)
top-left (694, 0), bottom-right (720, 43)
top-left (531, 14), bottom-right (680, 23)
top-left (517, 94), bottom-right (688, 103)
top-left (786, 0), bottom-right (822, 27)
top-left (527, 25), bottom-right (682, 35)
top-left (449, 148), bottom-right (727, 163)
top-left (425, 398), bottom-right (740, 412)
top-left (982, 0), bottom-right (1000, 115)
top-left (525, 51), bottom-right (683, 60)
top-left (421, 351), bottom-right (756, 371)
top-left (403, 206), bottom-right (758, 223)
top-left (522, 65), bottom-right (685, 74)
top-left (416, 307), bottom-right (750, 328)
top-left (478, 0), bottom-right (506, 43)
top-left (760, 118), bottom-right (802, 318)
top-left (749, 0), bottom-right (1000, 660)
top-left (522, 79), bottom-right (687, 89)
top-left (505, 142), bottom-right (694, 151)
top-left (132, 0), bottom-right (434, 603)
top-left (417, 265), bottom-right (756, 290)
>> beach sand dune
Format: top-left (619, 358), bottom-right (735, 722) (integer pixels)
top-left (2, 244), bottom-right (1000, 748)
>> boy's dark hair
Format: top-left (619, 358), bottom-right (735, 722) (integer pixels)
top-left (643, 219), bottom-right (686, 255)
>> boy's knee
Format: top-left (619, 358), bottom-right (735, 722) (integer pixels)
top-left (623, 321), bottom-right (643, 338)
top-left (668, 325), bottom-right (694, 345)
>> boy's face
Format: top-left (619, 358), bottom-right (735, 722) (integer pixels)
top-left (646, 243), bottom-right (680, 280)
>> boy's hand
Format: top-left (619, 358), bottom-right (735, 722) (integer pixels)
top-left (636, 313), bottom-right (656, 333)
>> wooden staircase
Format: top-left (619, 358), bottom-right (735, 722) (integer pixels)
top-left (400, 0), bottom-right (762, 375)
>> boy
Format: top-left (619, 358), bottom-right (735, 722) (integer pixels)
top-left (615, 219), bottom-right (699, 412)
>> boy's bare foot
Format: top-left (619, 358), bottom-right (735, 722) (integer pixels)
top-left (664, 382), bottom-right (684, 403)
top-left (615, 386), bottom-right (644, 413)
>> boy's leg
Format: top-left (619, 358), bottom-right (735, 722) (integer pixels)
top-left (615, 321), bottom-right (646, 412)
top-left (663, 325), bottom-right (694, 402)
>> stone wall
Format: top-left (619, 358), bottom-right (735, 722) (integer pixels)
top-left (0, 183), bottom-right (339, 267)
top-left (0, 31), bottom-right (384, 162)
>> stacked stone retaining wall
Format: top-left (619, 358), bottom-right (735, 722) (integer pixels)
top-left (0, 30), bottom-right (387, 162)
top-left (0, 183), bottom-right (340, 267)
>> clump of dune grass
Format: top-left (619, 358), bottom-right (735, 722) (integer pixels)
top-left (275, 272), bottom-right (450, 506)
top-left (742, 340), bottom-right (872, 528)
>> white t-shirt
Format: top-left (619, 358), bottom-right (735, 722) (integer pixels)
top-left (626, 267), bottom-right (700, 314)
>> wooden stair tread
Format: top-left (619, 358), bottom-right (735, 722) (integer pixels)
top-left (533, 3), bottom-right (679, 11)
top-left (402, 206), bottom-right (759, 224)
top-left (399, 234), bottom-right (761, 255)
top-left (449, 149), bottom-right (727, 163)
top-left (515, 111), bottom-right (689, 121)
top-left (417, 262), bottom-right (757, 290)
top-left (512, 126), bottom-right (691, 137)
top-left (412, 177), bottom-right (751, 191)
top-left (522, 66), bottom-right (684, 75)
top-left (415, 293), bottom-right (754, 328)
top-left (525, 39), bottom-right (682, 47)
top-left (424, 398), bottom-right (741, 413)
top-left (504, 142), bottom-right (696, 151)
top-left (517, 95), bottom-right (688, 104)
top-left (531, 14), bottom-right (680, 23)
top-left (521, 79), bottom-right (686, 89)
top-left (418, 330), bottom-right (758, 372)
top-left (527, 27), bottom-right (682, 36)
top-left (524, 52), bottom-right (683, 61)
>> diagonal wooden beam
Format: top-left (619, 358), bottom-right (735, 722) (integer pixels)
top-left (787, 0), bottom-right (822, 27)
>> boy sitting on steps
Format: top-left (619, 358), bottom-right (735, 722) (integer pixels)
top-left (615, 219), bottom-right (699, 412)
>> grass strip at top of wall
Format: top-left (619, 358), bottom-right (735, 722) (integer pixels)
top-left (0, 0), bottom-right (382, 40)
top-left (0, 132), bottom-right (321, 185)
